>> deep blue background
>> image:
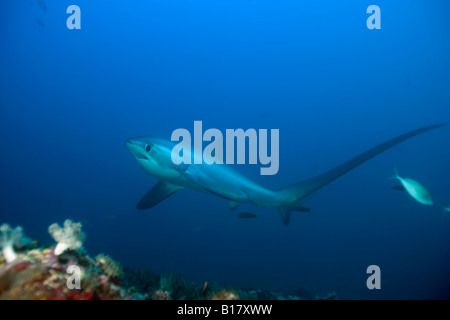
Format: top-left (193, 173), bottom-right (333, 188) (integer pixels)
top-left (1, 0), bottom-right (450, 299)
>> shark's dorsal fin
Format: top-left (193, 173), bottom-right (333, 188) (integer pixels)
top-left (136, 181), bottom-right (184, 209)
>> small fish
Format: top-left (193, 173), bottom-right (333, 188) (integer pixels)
top-left (392, 169), bottom-right (433, 206)
top-left (237, 212), bottom-right (259, 219)
top-left (34, 17), bottom-right (45, 28)
top-left (37, 0), bottom-right (47, 13)
top-left (256, 113), bottom-right (268, 120)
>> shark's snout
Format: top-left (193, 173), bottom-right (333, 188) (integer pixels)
top-left (126, 138), bottom-right (139, 148)
top-left (126, 139), bottom-right (135, 153)
top-left (126, 138), bottom-right (145, 159)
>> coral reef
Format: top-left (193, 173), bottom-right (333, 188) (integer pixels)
top-left (208, 289), bottom-right (240, 300)
top-left (48, 220), bottom-right (85, 256)
top-left (0, 219), bottom-right (337, 300)
top-left (0, 248), bottom-right (135, 300)
top-left (0, 220), bottom-right (131, 300)
top-left (96, 254), bottom-right (123, 279)
top-left (0, 224), bottom-right (24, 263)
top-left (121, 270), bottom-right (336, 300)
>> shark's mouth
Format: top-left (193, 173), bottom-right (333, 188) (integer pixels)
top-left (135, 154), bottom-right (148, 160)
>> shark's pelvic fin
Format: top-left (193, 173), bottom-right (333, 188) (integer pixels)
top-left (278, 206), bottom-right (292, 226)
top-left (277, 123), bottom-right (447, 226)
top-left (229, 200), bottom-right (241, 211)
top-left (278, 206), bottom-right (311, 226)
top-left (136, 181), bottom-right (184, 210)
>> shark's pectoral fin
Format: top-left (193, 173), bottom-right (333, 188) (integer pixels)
top-left (136, 181), bottom-right (184, 210)
top-left (229, 201), bottom-right (241, 211)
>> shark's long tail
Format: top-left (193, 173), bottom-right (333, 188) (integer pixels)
top-left (276, 124), bottom-right (447, 226)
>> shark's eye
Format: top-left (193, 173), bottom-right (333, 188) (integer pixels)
top-left (145, 144), bottom-right (151, 152)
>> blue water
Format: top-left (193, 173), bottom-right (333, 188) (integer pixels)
top-left (1, 0), bottom-right (450, 299)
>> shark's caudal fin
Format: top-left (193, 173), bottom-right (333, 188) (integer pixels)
top-left (277, 124), bottom-right (447, 226)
